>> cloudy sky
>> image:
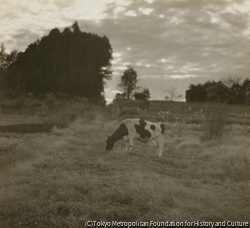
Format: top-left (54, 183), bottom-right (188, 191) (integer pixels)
top-left (1, 0), bottom-right (250, 102)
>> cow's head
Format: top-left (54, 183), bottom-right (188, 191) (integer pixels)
top-left (106, 136), bottom-right (114, 151)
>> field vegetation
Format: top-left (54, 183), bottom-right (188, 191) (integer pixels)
top-left (0, 95), bottom-right (249, 227)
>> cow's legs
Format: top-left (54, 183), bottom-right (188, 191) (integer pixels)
top-left (125, 137), bottom-right (133, 152)
top-left (125, 143), bottom-right (133, 152)
top-left (156, 136), bottom-right (164, 157)
top-left (158, 143), bottom-right (163, 157)
top-left (123, 136), bottom-right (129, 152)
top-left (125, 142), bottom-right (130, 152)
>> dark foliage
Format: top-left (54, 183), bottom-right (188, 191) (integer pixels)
top-left (186, 79), bottom-right (250, 105)
top-left (134, 88), bottom-right (150, 101)
top-left (229, 79), bottom-right (250, 105)
top-left (0, 43), bottom-right (18, 91)
top-left (242, 79), bottom-right (250, 105)
top-left (118, 66), bottom-right (137, 99)
top-left (230, 83), bottom-right (245, 104)
top-left (133, 88), bottom-right (150, 107)
top-left (4, 22), bottom-right (113, 103)
top-left (186, 81), bottom-right (216, 102)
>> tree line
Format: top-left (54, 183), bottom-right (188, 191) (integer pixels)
top-left (2, 24), bottom-right (249, 106)
top-left (0, 22), bottom-right (112, 103)
top-left (187, 78), bottom-right (250, 104)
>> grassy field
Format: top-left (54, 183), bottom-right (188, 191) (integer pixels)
top-left (0, 98), bottom-right (250, 227)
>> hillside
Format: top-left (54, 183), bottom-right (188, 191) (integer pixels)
top-left (0, 97), bottom-right (249, 226)
top-left (0, 117), bottom-right (249, 226)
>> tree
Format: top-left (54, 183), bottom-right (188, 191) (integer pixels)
top-left (230, 83), bottom-right (245, 104)
top-left (134, 88), bottom-right (150, 100)
top-left (0, 43), bottom-right (7, 70)
top-left (118, 66), bottom-right (137, 99)
top-left (243, 79), bottom-right (250, 105)
top-left (6, 22), bottom-right (113, 102)
top-left (229, 78), bottom-right (250, 105)
top-left (163, 87), bottom-right (183, 101)
top-left (0, 43), bottom-right (6, 91)
top-left (0, 43), bottom-right (18, 91)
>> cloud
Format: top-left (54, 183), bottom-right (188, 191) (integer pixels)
top-left (54, 0), bottom-right (76, 9)
top-left (101, 0), bottom-right (249, 100)
top-left (1, 0), bottom-right (250, 102)
top-left (1, 0), bottom-right (120, 52)
top-left (170, 75), bottom-right (197, 79)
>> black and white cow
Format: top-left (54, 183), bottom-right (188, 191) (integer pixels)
top-left (106, 118), bottom-right (165, 157)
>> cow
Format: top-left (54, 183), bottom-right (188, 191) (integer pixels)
top-left (106, 118), bottom-right (165, 157)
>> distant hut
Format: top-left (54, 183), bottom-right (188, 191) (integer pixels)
top-left (205, 81), bottom-right (234, 103)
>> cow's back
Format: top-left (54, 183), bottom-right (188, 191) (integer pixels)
top-left (122, 118), bottom-right (163, 141)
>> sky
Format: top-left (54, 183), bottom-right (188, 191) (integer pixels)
top-left (1, 0), bottom-right (250, 103)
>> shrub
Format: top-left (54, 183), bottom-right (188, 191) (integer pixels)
top-left (200, 103), bottom-right (228, 141)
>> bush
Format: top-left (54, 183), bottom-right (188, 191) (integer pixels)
top-left (200, 103), bottom-right (228, 141)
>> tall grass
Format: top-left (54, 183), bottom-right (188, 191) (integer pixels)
top-left (0, 117), bottom-right (249, 227)
top-left (0, 97), bottom-right (250, 226)
top-left (0, 93), bottom-right (106, 125)
top-left (1, 95), bottom-right (250, 125)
